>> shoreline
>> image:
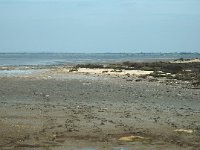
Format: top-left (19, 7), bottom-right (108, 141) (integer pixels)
top-left (1, 59), bottom-right (200, 84)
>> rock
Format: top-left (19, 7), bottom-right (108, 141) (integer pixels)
top-left (135, 79), bottom-right (142, 82)
top-left (119, 135), bottom-right (144, 142)
top-left (45, 95), bottom-right (50, 98)
top-left (102, 70), bottom-right (108, 73)
top-left (148, 78), bottom-right (159, 82)
top-left (174, 129), bottom-right (194, 134)
top-left (98, 108), bottom-right (108, 112)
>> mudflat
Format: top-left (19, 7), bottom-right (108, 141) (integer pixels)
top-left (0, 67), bottom-right (200, 150)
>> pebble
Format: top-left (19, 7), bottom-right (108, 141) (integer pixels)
top-left (119, 135), bottom-right (144, 142)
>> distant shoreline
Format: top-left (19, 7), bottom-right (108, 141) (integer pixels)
top-left (0, 53), bottom-right (200, 66)
top-left (0, 52), bottom-right (200, 54)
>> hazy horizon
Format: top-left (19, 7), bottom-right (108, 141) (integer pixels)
top-left (0, 0), bottom-right (200, 53)
top-left (0, 52), bottom-right (200, 54)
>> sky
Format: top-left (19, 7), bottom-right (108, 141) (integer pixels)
top-left (0, 0), bottom-right (200, 53)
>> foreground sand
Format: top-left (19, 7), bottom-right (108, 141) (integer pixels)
top-left (0, 69), bottom-right (200, 150)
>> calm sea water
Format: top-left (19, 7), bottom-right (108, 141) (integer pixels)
top-left (0, 53), bottom-right (199, 66)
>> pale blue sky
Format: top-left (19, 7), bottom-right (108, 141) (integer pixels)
top-left (0, 0), bottom-right (200, 53)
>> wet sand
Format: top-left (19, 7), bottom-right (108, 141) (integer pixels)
top-left (0, 68), bottom-right (200, 150)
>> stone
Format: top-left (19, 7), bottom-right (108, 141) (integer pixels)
top-left (119, 135), bottom-right (144, 142)
top-left (174, 129), bottom-right (194, 134)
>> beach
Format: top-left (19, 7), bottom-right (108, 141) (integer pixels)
top-left (0, 63), bottom-right (200, 150)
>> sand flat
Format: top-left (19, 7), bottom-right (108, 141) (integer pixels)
top-left (0, 68), bottom-right (200, 149)
top-left (76, 68), bottom-right (153, 76)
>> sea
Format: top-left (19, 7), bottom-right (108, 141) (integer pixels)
top-left (0, 53), bottom-right (200, 66)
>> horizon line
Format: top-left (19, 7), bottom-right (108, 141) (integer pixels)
top-left (0, 52), bottom-right (200, 54)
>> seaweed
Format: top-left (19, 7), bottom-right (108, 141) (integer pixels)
top-left (74, 59), bottom-right (200, 82)
top-left (76, 64), bottom-right (104, 69)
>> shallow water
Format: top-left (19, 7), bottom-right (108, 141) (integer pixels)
top-left (0, 69), bottom-right (43, 77)
top-left (0, 53), bottom-right (199, 66)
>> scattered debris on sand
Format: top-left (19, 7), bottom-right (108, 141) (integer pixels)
top-left (174, 129), bottom-right (194, 134)
top-left (119, 135), bottom-right (145, 142)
